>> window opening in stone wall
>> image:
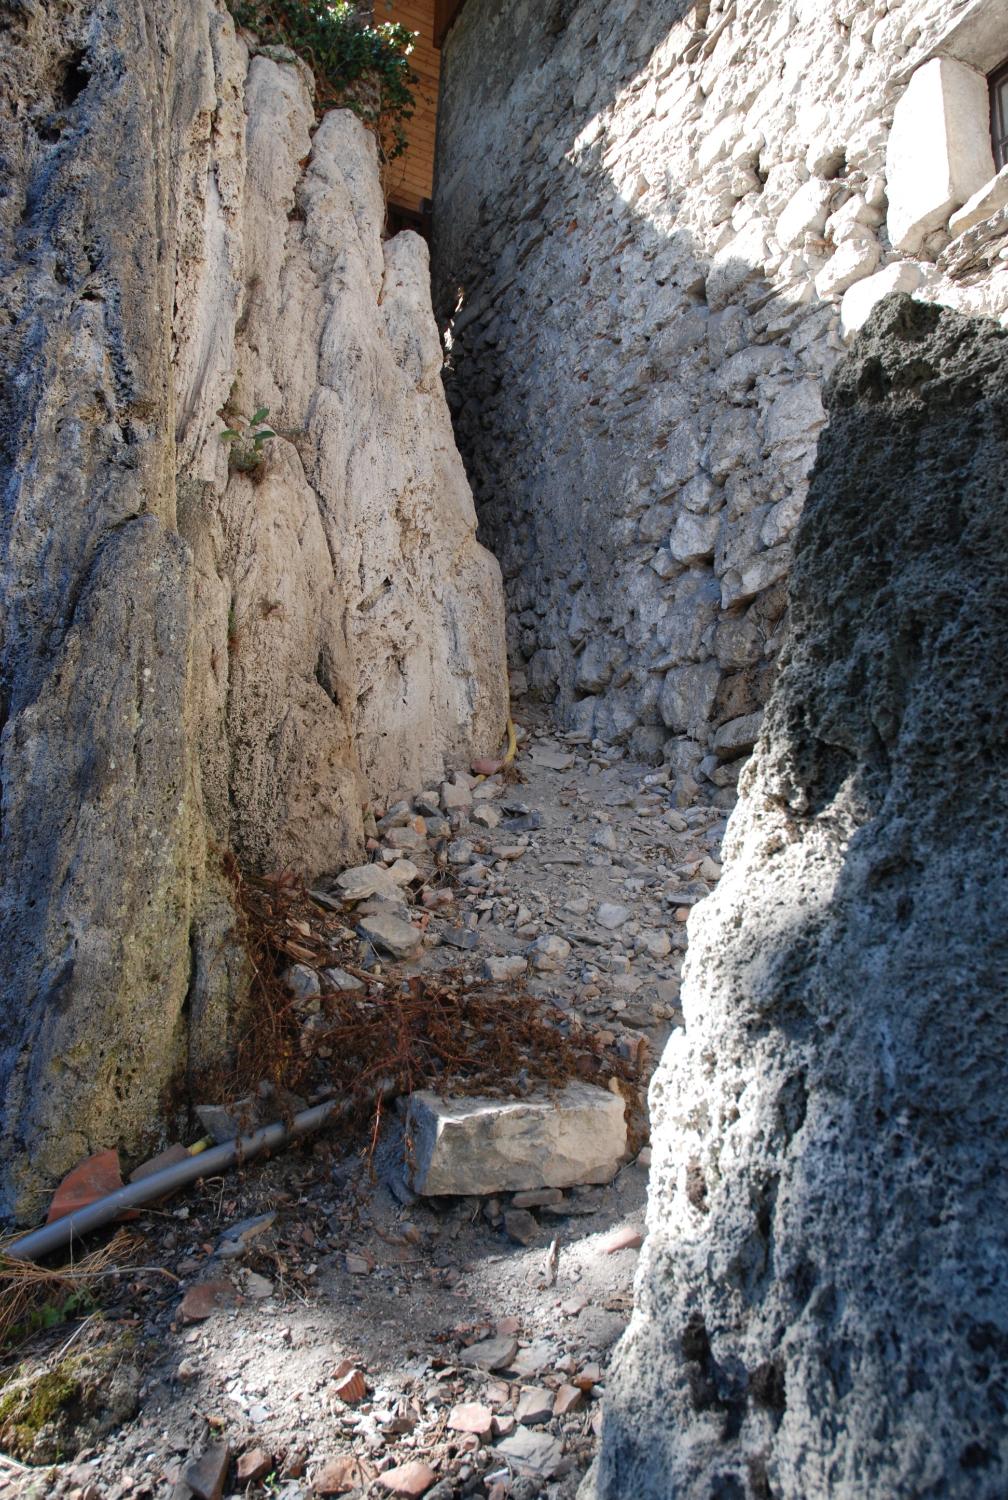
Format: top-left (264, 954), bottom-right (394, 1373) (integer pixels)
top-left (991, 59), bottom-right (1008, 170)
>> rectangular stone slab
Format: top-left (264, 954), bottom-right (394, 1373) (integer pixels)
top-left (404, 1081), bottom-right (626, 1196)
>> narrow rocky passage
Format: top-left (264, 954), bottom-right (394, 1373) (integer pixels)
top-left (2, 707), bottom-right (728, 1500)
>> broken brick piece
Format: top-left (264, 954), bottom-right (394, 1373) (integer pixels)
top-left (378, 1461), bottom-right (437, 1497)
top-left (179, 1279), bottom-right (235, 1325)
top-left (46, 1149), bottom-right (127, 1224)
top-left (312, 1454), bottom-right (362, 1494)
top-left (332, 1365), bottom-right (367, 1405)
top-left (448, 1402), bottom-right (494, 1439)
top-left (553, 1383), bottom-right (585, 1416)
top-left (236, 1448), bottom-right (272, 1485)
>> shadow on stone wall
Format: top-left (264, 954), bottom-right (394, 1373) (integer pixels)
top-left (582, 295), bottom-right (1008, 1497)
top-left (433, 0), bottom-right (898, 800)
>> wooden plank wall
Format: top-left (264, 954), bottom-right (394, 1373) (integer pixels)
top-left (376, 0), bottom-right (440, 214)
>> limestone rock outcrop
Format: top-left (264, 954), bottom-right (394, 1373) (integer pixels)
top-left (0, 0), bottom-right (505, 1218)
top-left (586, 296), bottom-right (1008, 1497)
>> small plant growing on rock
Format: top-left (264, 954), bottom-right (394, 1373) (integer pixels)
top-left (220, 405), bottom-right (276, 476)
top-left (229, 0), bottom-right (417, 159)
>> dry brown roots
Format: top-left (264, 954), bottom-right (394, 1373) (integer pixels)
top-left (207, 864), bottom-right (643, 1144)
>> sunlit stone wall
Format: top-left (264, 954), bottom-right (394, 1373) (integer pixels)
top-left (434, 0), bottom-right (1008, 802)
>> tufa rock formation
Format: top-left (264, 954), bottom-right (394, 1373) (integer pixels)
top-left (0, 0), bottom-right (506, 1219)
top-left (586, 296), bottom-right (1008, 1497)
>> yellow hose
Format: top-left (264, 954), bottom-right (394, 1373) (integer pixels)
top-left (472, 716), bottom-right (518, 784)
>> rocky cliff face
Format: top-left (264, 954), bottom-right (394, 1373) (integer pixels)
top-left (585, 294), bottom-right (1008, 1497)
top-left (0, 0), bottom-right (506, 1219)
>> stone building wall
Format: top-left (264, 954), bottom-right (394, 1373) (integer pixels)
top-left (434, 0), bottom-right (1008, 801)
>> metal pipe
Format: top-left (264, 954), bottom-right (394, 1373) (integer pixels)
top-left (5, 1085), bottom-right (389, 1263)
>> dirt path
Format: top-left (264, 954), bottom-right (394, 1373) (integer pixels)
top-left (1, 710), bottom-right (728, 1500)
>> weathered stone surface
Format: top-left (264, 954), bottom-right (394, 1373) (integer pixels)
top-left (460, 1334), bottom-right (519, 1373)
top-left (0, 0), bottom-right (505, 1217)
top-left (495, 1426), bottom-right (565, 1480)
top-left (840, 260), bottom-right (924, 340)
top-left (586, 297), bottom-right (1008, 1498)
top-left (405, 1083), bottom-right (627, 1195)
top-left (357, 913), bottom-right (423, 960)
top-left (434, 0), bottom-right (1008, 783)
top-left (335, 865), bottom-right (402, 903)
top-left (885, 56), bottom-right (994, 253)
top-left (949, 162), bottom-right (1008, 238)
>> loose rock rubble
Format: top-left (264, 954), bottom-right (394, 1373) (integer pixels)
top-left (0, 710), bottom-right (728, 1499)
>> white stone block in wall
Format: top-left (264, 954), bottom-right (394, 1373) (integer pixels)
top-left (670, 510), bottom-right (719, 564)
top-left (776, 178), bottom-right (835, 250)
top-left (885, 57), bottom-right (995, 254)
top-left (814, 236), bottom-right (881, 301)
top-left (840, 262), bottom-right (925, 341)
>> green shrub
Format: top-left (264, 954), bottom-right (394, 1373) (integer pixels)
top-left (229, 1), bottom-right (417, 158)
top-left (221, 403), bottom-right (276, 475)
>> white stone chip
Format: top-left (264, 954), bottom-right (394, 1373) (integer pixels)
top-left (948, 164), bottom-right (1008, 239)
top-left (814, 237), bottom-right (880, 301)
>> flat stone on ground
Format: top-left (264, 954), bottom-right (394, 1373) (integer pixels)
top-left (334, 864), bottom-right (401, 902)
top-left (183, 1442), bottom-right (230, 1500)
top-left (483, 954), bottom-right (528, 982)
top-left (312, 1455), bottom-right (363, 1494)
top-left (515, 1386), bottom-right (553, 1425)
top-left (357, 912), bottom-right (422, 958)
top-left (596, 902), bottom-right (631, 929)
top-left (179, 1279), bottom-right (235, 1324)
top-left (494, 1425), bottom-right (565, 1478)
top-left (460, 1334), bottom-right (519, 1372)
top-left (377, 1461), bottom-right (437, 1496)
top-left (448, 1402), bottom-right (494, 1439)
top-left (404, 1082), bottom-right (627, 1195)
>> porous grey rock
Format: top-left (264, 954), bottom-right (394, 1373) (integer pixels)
top-left (405, 1082), bottom-right (627, 1196)
top-left (585, 297), bottom-right (1008, 1498)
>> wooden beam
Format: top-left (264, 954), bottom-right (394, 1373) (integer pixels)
top-left (433, 0), bottom-right (467, 47)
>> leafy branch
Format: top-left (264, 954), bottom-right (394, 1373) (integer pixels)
top-left (229, 1), bottom-right (417, 159)
top-left (221, 404), bottom-right (276, 475)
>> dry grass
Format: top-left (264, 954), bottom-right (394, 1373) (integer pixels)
top-left (0, 1230), bottom-right (141, 1353)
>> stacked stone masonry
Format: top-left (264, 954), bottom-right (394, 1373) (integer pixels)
top-left (434, 0), bottom-right (1008, 801)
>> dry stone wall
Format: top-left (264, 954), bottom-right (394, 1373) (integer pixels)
top-left (434, 0), bottom-right (1008, 802)
top-left (0, 0), bottom-right (506, 1218)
